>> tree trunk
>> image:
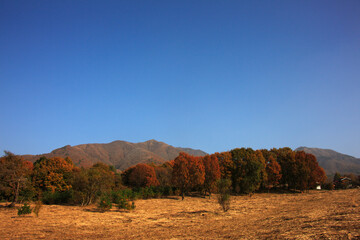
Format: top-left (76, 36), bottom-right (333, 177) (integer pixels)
top-left (9, 180), bottom-right (20, 208)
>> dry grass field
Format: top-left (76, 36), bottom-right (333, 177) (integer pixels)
top-left (1, 189), bottom-right (359, 239)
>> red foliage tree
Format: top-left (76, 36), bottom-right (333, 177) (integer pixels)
top-left (172, 152), bottom-right (205, 199)
top-left (172, 152), bottom-right (191, 200)
top-left (265, 155), bottom-right (282, 191)
top-left (293, 151), bottom-right (326, 191)
top-left (127, 163), bottom-right (159, 188)
top-left (203, 154), bottom-right (221, 197)
top-left (188, 155), bottom-right (205, 190)
top-left (305, 153), bottom-right (326, 189)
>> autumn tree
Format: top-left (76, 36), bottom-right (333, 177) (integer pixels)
top-left (261, 149), bottom-right (280, 191)
top-left (171, 152), bottom-right (205, 200)
top-left (188, 155), bottom-right (205, 191)
top-left (265, 155), bottom-right (282, 191)
top-left (127, 163), bottom-right (159, 188)
top-left (213, 151), bottom-right (233, 180)
top-left (202, 154), bottom-right (221, 197)
top-left (172, 152), bottom-right (191, 200)
top-left (32, 156), bottom-right (74, 193)
top-left (271, 147), bottom-right (297, 189)
top-left (305, 153), bottom-right (326, 189)
top-left (294, 151), bottom-right (311, 191)
top-left (0, 151), bottom-right (30, 207)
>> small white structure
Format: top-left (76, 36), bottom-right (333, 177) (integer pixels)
top-left (316, 185), bottom-right (321, 190)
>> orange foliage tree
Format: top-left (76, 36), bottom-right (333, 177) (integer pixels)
top-left (32, 156), bottom-right (74, 193)
top-left (189, 155), bottom-right (205, 190)
top-left (271, 148), bottom-right (326, 191)
top-left (203, 154), bottom-right (221, 197)
top-left (172, 152), bottom-right (191, 200)
top-left (265, 155), bottom-right (282, 191)
top-left (306, 153), bottom-right (326, 188)
top-left (127, 163), bottom-right (159, 188)
top-left (172, 152), bottom-right (205, 200)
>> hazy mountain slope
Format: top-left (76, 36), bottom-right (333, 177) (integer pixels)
top-left (295, 147), bottom-right (360, 175)
top-left (23, 140), bottom-right (207, 170)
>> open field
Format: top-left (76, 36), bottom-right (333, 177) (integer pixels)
top-left (1, 189), bottom-right (359, 239)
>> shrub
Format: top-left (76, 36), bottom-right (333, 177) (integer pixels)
top-left (131, 201), bottom-right (136, 210)
top-left (33, 201), bottom-right (42, 217)
top-left (112, 189), bottom-right (137, 204)
top-left (98, 195), bottom-right (112, 212)
top-left (18, 203), bottom-right (32, 216)
top-left (118, 197), bottom-right (135, 210)
top-left (217, 179), bottom-right (232, 212)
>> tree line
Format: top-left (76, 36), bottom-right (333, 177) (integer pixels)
top-left (0, 147), bottom-right (331, 207)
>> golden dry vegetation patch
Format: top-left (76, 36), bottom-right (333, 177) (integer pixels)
top-left (1, 189), bottom-right (359, 239)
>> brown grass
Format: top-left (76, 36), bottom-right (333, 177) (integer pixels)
top-left (1, 189), bottom-right (359, 239)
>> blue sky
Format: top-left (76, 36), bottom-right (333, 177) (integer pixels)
top-left (1, 0), bottom-right (359, 157)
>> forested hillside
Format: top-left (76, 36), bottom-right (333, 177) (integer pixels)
top-left (22, 140), bottom-right (206, 170)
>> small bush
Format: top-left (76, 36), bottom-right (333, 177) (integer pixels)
top-left (117, 195), bottom-right (135, 210)
top-left (140, 187), bottom-right (156, 199)
top-left (118, 198), bottom-right (130, 210)
top-left (33, 201), bottom-right (42, 217)
top-left (18, 203), bottom-right (32, 216)
top-left (98, 195), bottom-right (112, 212)
top-left (217, 179), bottom-right (232, 212)
top-left (131, 201), bottom-right (136, 209)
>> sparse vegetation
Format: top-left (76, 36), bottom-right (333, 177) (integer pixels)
top-left (98, 195), bottom-right (112, 212)
top-left (17, 203), bottom-right (32, 216)
top-left (117, 197), bottom-right (135, 210)
top-left (1, 189), bottom-right (359, 239)
top-left (217, 179), bottom-right (232, 212)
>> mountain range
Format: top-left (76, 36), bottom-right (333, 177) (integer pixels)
top-left (22, 140), bottom-right (360, 175)
top-left (295, 147), bottom-right (360, 175)
top-left (23, 139), bottom-right (207, 170)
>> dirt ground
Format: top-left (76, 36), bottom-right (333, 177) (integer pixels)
top-left (0, 189), bottom-right (359, 239)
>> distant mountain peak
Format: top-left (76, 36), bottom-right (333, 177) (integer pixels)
top-left (23, 140), bottom-right (207, 170)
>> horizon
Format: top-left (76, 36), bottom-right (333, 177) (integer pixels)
top-left (1, 1), bottom-right (359, 158)
top-left (12, 138), bottom-right (360, 159)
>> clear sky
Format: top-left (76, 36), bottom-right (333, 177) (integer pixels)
top-left (1, 0), bottom-right (359, 157)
